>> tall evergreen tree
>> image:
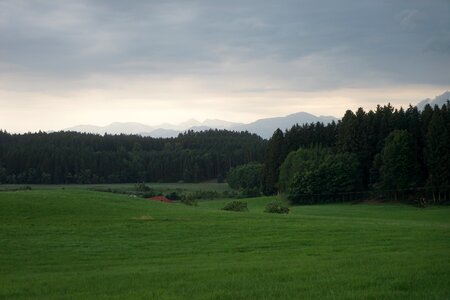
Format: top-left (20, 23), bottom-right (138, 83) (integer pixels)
top-left (262, 129), bottom-right (285, 195)
top-left (337, 110), bottom-right (358, 153)
top-left (405, 105), bottom-right (426, 184)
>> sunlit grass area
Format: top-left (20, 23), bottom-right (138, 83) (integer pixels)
top-left (1, 189), bottom-right (449, 299)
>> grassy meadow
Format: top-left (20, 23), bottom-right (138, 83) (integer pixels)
top-left (0, 188), bottom-right (449, 299)
top-left (0, 182), bottom-right (232, 193)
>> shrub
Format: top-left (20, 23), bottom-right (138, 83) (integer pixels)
top-left (166, 191), bottom-right (180, 200)
top-left (181, 193), bottom-right (198, 206)
top-left (134, 182), bottom-right (151, 192)
top-left (264, 201), bottom-right (290, 214)
top-left (222, 201), bottom-right (248, 212)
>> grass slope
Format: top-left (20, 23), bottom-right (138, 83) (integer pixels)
top-left (0, 190), bottom-right (449, 299)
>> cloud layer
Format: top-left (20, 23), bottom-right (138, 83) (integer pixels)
top-left (0, 0), bottom-right (449, 132)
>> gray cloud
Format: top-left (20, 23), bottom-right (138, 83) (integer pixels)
top-left (398, 9), bottom-right (421, 30)
top-left (0, 0), bottom-right (449, 133)
top-left (1, 0), bottom-right (449, 88)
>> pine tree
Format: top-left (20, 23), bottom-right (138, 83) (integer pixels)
top-left (262, 129), bottom-right (285, 195)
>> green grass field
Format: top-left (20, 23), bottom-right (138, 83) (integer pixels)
top-left (1, 189), bottom-right (449, 299)
top-left (0, 182), bottom-right (232, 192)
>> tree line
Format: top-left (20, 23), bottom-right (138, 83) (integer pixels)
top-left (2, 101), bottom-right (449, 204)
top-left (262, 102), bottom-right (450, 204)
top-left (0, 129), bottom-right (266, 184)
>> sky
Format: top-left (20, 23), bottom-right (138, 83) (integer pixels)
top-left (0, 0), bottom-right (449, 133)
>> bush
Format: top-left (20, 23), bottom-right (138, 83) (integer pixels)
top-left (222, 201), bottom-right (248, 212)
top-left (264, 201), bottom-right (290, 214)
top-left (166, 191), bottom-right (180, 200)
top-left (181, 193), bottom-right (198, 206)
top-left (135, 182), bottom-right (151, 192)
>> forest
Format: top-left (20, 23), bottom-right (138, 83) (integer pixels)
top-left (0, 130), bottom-right (265, 184)
top-left (0, 102), bottom-right (449, 203)
top-left (262, 102), bottom-right (450, 203)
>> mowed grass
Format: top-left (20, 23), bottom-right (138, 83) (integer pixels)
top-left (0, 190), bottom-right (449, 299)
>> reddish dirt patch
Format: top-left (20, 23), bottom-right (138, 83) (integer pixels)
top-left (149, 196), bottom-right (172, 203)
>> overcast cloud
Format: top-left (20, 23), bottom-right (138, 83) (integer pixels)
top-left (0, 0), bottom-right (449, 132)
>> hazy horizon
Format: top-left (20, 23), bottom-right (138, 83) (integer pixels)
top-left (1, 1), bottom-right (449, 133)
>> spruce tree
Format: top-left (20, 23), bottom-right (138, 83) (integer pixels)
top-left (262, 129), bottom-right (285, 195)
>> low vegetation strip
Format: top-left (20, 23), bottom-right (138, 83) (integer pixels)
top-left (0, 189), bottom-right (449, 299)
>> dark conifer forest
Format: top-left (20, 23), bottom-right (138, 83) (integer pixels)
top-left (0, 130), bottom-right (265, 184)
top-left (1, 102), bottom-right (449, 203)
top-left (263, 103), bottom-right (450, 203)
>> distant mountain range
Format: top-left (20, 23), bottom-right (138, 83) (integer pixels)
top-left (231, 113), bottom-right (337, 138)
top-left (62, 91), bottom-right (449, 139)
top-left (64, 112), bottom-right (339, 139)
top-left (417, 91), bottom-right (450, 110)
